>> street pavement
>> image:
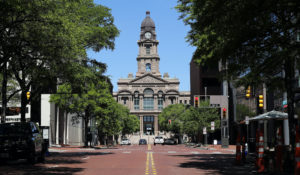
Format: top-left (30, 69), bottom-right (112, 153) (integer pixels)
top-left (0, 144), bottom-right (260, 175)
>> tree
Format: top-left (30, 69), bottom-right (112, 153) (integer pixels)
top-left (182, 101), bottom-right (220, 143)
top-left (0, 0), bottom-right (119, 122)
top-left (236, 104), bottom-right (256, 122)
top-left (159, 102), bottom-right (219, 143)
top-left (176, 0), bottom-right (300, 150)
top-left (158, 104), bottom-right (186, 135)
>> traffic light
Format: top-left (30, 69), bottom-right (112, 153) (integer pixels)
top-left (259, 95), bottom-right (263, 108)
top-left (194, 96), bottom-right (199, 108)
top-left (246, 86), bottom-right (251, 98)
top-left (222, 108), bottom-right (227, 119)
top-left (26, 91), bottom-right (30, 100)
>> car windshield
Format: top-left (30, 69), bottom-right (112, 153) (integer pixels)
top-left (0, 123), bottom-right (31, 136)
top-left (155, 137), bottom-right (162, 139)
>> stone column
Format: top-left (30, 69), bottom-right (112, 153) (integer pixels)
top-left (140, 96), bottom-right (143, 110)
top-left (164, 96), bottom-right (168, 107)
top-left (140, 115), bottom-right (143, 135)
top-left (154, 115), bottom-right (159, 136)
top-left (128, 96), bottom-right (132, 110)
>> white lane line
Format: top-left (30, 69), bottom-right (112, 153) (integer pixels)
top-left (123, 151), bottom-right (131, 154)
top-left (168, 151), bottom-right (176, 153)
top-left (212, 152), bottom-right (222, 154)
top-left (191, 151), bottom-right (199, 154)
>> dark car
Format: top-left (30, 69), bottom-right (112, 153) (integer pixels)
top-left (163, 138), bottom-right (177, 145)
top-left (139, 139), bottom-right (147, 145)
top-left (0, 122), bottom-right (45, 164)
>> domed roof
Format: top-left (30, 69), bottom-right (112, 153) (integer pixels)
top-left (141, 11), bottom-right (155, 29)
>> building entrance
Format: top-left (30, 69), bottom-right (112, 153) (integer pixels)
top-left (143, 116), bottom-right (154, 135)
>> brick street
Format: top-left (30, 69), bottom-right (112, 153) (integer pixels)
top-left (0, 144), bottom-right (259, 175)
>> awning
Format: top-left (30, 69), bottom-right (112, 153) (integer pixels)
top-left (248, 110), bottom-right (288, 121)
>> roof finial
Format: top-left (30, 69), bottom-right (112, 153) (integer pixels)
top-left (146, 11), bottom-right (150, 16)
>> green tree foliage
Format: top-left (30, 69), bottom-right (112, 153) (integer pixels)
top-left (159, 101), bottom-right (219, 143)
top-left (158, 104), bottom-right (186, 134)
top-left (0, 0), bottom-right (119, 122)
top-left (176, 0), bottom-right (299, 146)
top-left (236, 104), bottom-right (256, 122)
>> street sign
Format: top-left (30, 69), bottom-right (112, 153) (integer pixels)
top-left (245, 116), bottom-right (249, 125)
top-left (203, 127), bottom-right (207, 135)
top-left (211, 122), bottom-right (215, 131)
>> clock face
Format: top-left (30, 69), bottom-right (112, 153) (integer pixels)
top-left (145, 32), bottom-right (151, 39)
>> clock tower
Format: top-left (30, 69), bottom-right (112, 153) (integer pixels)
top-left (136, 11), bottom-right (161, 78)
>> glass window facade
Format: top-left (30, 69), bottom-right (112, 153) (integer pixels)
top-left (146, 45), bottom-right (150, 54)
top-left (158, 97), bottom-right (163, 110)
top-left (146, 63), bottom-right (151, 72)
top-left (134, 97), bottom-right (139, 110)
top-left (144, 97), bottom-right (154, 110)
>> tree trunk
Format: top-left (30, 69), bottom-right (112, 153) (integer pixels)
top-left (284, 58), bottom-right (296, 157)
top-left (20, 90), bottom-right (27, 122)
top-left (1, 61), bottom-right (7, 123)
top-left (84, 108), bottom-right (90, 147)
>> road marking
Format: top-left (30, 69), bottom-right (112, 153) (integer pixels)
top-left (212, 152), bottom-right (222, 154)
top-left (148, 144), bottom-right (151, 150)
top-left (191, 151), bottom-right (199, 154)
top-left (168, 151), bottom-right (176, 153)
top-left (82, 156), bottom-right (89, 160)
top-left (145, 152), bottom-right (157, 175)
top-left (122, 151), bottom-right (131, 154)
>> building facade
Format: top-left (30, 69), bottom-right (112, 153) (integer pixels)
top-left (114, 11), bottom-right (190, 136)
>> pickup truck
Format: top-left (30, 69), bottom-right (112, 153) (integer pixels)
top-left (0, 122), bottom-right (45, 164)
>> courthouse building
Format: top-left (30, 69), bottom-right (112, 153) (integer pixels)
top-left (113, 11), bottom-right (190, 136)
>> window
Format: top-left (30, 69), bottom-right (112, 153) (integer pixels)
top-left (146, 63), bottom-right (151, 72)
top-left (143, 116), bottom-right (154, 122)
top-left (158, 97), bottom-right (163, 110)
top-left (146, 45), bottom-right (151, 54)
top-left (180, 100), bottom-right (182, 104)
top-left (184, 100), bottom-right (187, 104)
top-left (144, 89), bottom-right (154, 110)
top-left (144, 97), bottom-right (154, 110)
top-left (134, 97), bottom-right (139, 110)
top-left (123, 99), bottom-right (127, 105)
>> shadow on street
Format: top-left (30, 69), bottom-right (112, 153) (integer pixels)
top-left (0, 151), bottom-right (114, 175)
top-left (171, 154), bottom-right (256, 175)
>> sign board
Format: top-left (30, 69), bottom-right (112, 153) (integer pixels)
top-left (43, 128), bottom-right (49, 139)
top-left (211, 122), bottom-right (215, 131)
top-left (213, 140), bottom-right (218, 145)
top-left (245, 116), bottom-right (249, 125)
top-left (203, 127), bottom-right (207, 135)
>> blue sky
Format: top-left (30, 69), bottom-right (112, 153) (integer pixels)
top-left (88, 0), bottom-right (195, 92)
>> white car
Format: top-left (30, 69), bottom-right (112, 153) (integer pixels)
top-left (120, 139), bottom-right (131, 145)
top-left (154, 136), bottom-right (164, 144)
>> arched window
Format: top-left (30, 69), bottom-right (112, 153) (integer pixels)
top-left (143, 89), bottom-right (154, 110)
top-left (146, 63), bottom-right (151, 72)
top-left (144, 88), bottom-right (154, 95)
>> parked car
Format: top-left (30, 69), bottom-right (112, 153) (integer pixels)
top-left (0, 122), bottom-right (45, 164)
top-left (120, 138), bottom-right (131, 145)
top-left (139, 139), bottom-right (147, 145)
top-left (154, 136), bottom-right (164, 145)
top-left (163, 138), bottom-right (177, 145)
